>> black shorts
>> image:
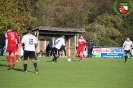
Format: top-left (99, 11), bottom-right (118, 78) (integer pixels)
top-left (24, 50), bottom-right (37, 60)
top-left (53, 47), bottom-right (63, 55)
top-left (124, 50), bottom-right (130, 54)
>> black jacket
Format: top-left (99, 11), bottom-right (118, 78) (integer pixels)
top-left (87, 40), bottom-right (94, 48)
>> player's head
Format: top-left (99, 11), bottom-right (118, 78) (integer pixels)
top-left (126, 37), bottom-right (130, 41)
top-left (27, 27), bottom-right (32, 34)
top-left (52, 37), bottom-right (55, 40)
top-left (61, 35), bottom-right (65, 39)
top-left (79, 35), bottom-right (83, 39)
top-left (89, 38), bottom-right (92, 41)
top-left (7, 25), bottom-right (11, 30)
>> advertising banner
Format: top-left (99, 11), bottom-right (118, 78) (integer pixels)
top-left (92, 47), bottom-right (124, 58)
top-left (93, 48), bottom-right (102, 57)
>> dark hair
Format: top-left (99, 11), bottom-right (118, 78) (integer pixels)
top-left (27, 27), bottom-right (32, 31)
top-left (7, 25), bottom-right (11, 29)
top-left (27, 27), bottom-right (32, 33)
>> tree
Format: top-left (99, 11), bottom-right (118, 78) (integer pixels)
top-left (32, 0), bottom-right (94, 28)
top-left (84, 13), bottom-right (122, 46)
top-left (0, 0), bottom-right (37, 35)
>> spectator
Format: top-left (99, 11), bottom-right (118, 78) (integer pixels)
top-left (87, 38), bottom-right (94, 58)
top-left (0, 34), bottom-right (5, 56)
top-left (49, 37), bottom-right (55, 56)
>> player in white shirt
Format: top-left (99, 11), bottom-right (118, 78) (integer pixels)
top-left (17, 28), bottom-right (39, 74)
top-left (51, 35), bottom-right (65, 63)
top-left (122, 37), bottom-right (133, 62)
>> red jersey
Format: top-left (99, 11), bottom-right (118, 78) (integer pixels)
top-left (5, 30), bottom-right (19, 45)
top-left (77, 39), bottom-right (86, 50)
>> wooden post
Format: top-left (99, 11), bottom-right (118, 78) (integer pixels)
top-left (37, 30), bottom-right (39, 53)
top-left (68, 38), bottom-right (70, 56)
top-left (44, 39), bottom-right (46, 50)
top-left (74, 35), bottom-right (77, 55)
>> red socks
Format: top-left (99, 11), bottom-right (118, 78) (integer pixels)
top-left (6, 56), bottom-right (11, 64)
top-left (16, 55), bottom-right (19, 61)
top-left (79, 55), bottom-right (83, 61)
top-left (10, 56), bottom-right (15, 63)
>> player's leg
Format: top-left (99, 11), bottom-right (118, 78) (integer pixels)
top-left (10, 44), bottom-right (18, 67)
top-left (31, 58), bottom-right (38, 74)
top-left (79, 52), bottom-right (83, 61)
top-left (6, 52), bottom-right (11, 67)
top-left (124, 50), bottom-right (128, 62)
top-left (124, 51), bottom-right (126, 62)
top-left (74, 50), bottom-right (79, 59)
top-left (54, 50), bottom-right (62, 62)
top-left (23, 51), bottom-right (28, 72)
top-left (52, 48), bottom-right (58, 62)
top-left (23, 60), bottom-right (28, 72)
top-left (10, 52), bottom-right (15, 67)
top-left (30, 51), bottom-right (39, 74)
top-left (125, 50), bottom-right (130, 62)
top-left (15, 52), bottom-right (19, 62)
top-left (63, 46), bottom-right (66, 57)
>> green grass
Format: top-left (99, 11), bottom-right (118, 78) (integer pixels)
top-left (0, 56), bottom-right (133, 88)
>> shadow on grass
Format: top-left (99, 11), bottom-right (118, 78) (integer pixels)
top-left (71, 59), bottom-right (77, 61)
top-left (0, 60), bottom-right (7, 61)
top-left (46, 61), bottom-right (52, 62)
top-left (111, 61), bottom-right (123, 62)
top-left (7, 67), bottom-right (24, 72)
top-left (7, 67), bottom-right (35, 73)
top-left (0, 64), bottom-right (7, 67)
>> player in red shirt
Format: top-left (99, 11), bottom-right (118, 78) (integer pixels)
top-left (5, 25), bottom-right (19, 67)
top-left (74, 35), bottom-right (86, 61)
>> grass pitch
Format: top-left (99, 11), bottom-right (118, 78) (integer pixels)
top-left (0, 56), bottom-right (133, 88)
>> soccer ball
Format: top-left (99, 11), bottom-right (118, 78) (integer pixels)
top-left (67, 58), bottom-right (71, 62)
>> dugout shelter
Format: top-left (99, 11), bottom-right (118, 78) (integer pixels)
top-left (32, 27), bottom-right (85, 56)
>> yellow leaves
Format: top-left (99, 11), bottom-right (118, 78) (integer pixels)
top-left (0, 0), bottom-right (38, 35)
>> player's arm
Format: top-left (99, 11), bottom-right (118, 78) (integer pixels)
top-left (55, 38), bottom-right (59, 44)
top-left (17, 36), bottom-right (25, 52)
top-left (131, 41), bottom-right (133, 49)
top-left (18, 42), bottom-right (23, 49)
top-left (122, 41), bottom-right (125, 49)
top-left (34, 37), bottom-right (38, 48)
top-left (35, 43), bottom-right (38, 48)
top-left (15, 33), bottom-right (20, 44)
top-left (5, 33), bottom-right (8, 49)
top-left (76, 40), bottom-right (79, 50)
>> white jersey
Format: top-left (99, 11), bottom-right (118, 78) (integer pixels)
top-left (21, 34), bottom-right (37, 51)
top-left (123, 41), bottom-right (132, 50)
top-left (55, 37), bottom-right (65, 49)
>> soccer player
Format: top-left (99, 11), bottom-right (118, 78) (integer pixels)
top-left (75, 35), bottom-right (86, 61)
top-left (5, 25), bottom-right (19, 67)
top-left (17, 28), bottom-right (39, 73)
top-left (51, 35), bottom-right (65, 63)
top-left (122, 37), bottom-right (133, 62)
